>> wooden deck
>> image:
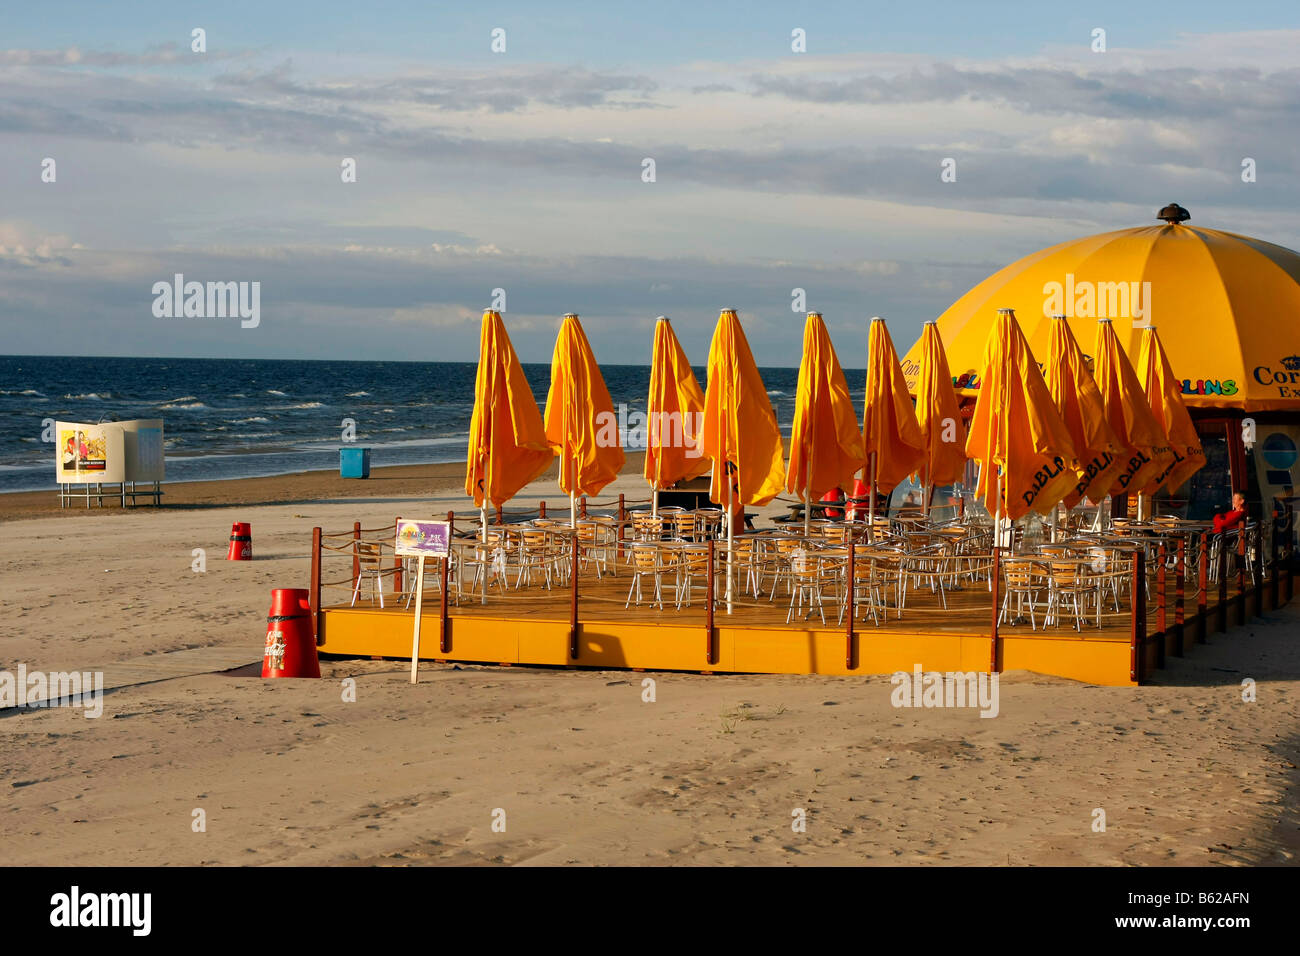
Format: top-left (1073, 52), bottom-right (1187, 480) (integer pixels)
top-left (308, 522), bottom-right (1295, 686)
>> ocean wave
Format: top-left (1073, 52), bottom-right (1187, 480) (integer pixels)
top-left (232, 416), bottom-right (270, 424)
top-left (283, 402), bottom-right (324, 409)
top-left (62, 392), bottom-right (110, 400)
top-left (0, 388), bottom-right (44, 396)
top-left (345, 391), bottom-right (371, 397)
top-left (767, 389), bottom-right (785, 396)
top-left (230, 393), bottom-right (247, 398)
top-left (230, 432), bottom-right (281, 439)
top-left (159, 401), bottom-right (207, 410)
top-left (266, 389), bottom-right (288, 397)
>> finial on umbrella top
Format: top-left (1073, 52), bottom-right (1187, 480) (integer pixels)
top-left (1157, 203), bottom-right (1190, 223)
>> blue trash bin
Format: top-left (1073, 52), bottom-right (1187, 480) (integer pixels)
top-left (340, 446), bottom-right (371, 479)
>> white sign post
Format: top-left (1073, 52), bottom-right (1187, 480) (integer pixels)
top-left (394, 520), bottom-right (451, 683)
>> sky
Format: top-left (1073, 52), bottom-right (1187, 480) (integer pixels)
top-left (2, 1), bottom-right (1298, 366)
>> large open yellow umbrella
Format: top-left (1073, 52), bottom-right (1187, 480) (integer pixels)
top-left (1044, 315), bottom-right (1124, 509)
top-left (700, 308), bottom-right (785, 610)
top-left (862, 317), bottom-right (925, 526)
top-left (544, 313), bottom-right (626, 526)
top-left (1139, 325), bottom-right (1205, 495)
top-left (1092, 318), bottom-right (1172, 507)
top-left (645, 316), bottom-right (709, 514)
top-left (912, 321), bottom-right (967, 512)
top-left (900, 205), bottom-right (1300, 413)
top-left (965, 308), bottom-right (1078, 530)
top-left (787, 312), bottom-right (866, 533)
top-left (466, 309), bottom-right (555, 535)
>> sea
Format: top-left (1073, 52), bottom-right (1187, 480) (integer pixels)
top-left (0, 355), bottom-right (852, 494)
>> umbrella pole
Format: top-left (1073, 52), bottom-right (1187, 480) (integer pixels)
top-left (726, 473), bottom-right (734, 614)
top-left (480, 504), bottom-right (488, 605)
top-left (867, 453), bottom-right (877, 542)
top-left (652, 487), bottom-right (658, 518)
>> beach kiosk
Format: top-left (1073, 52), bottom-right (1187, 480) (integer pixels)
top-left (56, 419), bottom-right (165, 507)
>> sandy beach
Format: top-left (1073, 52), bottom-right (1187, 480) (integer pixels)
top-left (2, 459), bottom-right (1297, 866)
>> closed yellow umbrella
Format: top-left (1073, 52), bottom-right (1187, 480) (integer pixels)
top-left (1044, 315), bottom-right (1125, 508)
top-left (862, 317), bottom-right (925, 524)
top-left (645, 316), bottom-right (709, 513)
top-left (466, 309), bottom-right (555, 532)
top-left (965, 308), bottom-right (1078, 527)
top-left (544, 313), bottom-right (626, 526)
top-left (787, 312), bottom-right (866, 532)
top-left (1139, 325), bottom-right (1205, 495)
top-left (700, 308), bottom-right (785, 610)
top-left (1092, 318), bottom-right (1172, 504)
top-left (912, 321), bottom-right (967, 509)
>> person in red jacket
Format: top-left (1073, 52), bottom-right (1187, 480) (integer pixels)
top-left (1212, 492), bottom-right (1247, 533)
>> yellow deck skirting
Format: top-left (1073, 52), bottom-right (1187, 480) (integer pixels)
top-left (316, 606), bottom-right (1138, 686)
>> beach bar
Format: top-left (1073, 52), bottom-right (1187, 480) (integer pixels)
top-left (312, 208), bottom-right (1299, 687)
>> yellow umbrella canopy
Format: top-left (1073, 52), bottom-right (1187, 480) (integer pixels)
top-left (1044, 315), bottom-right (1125, 507)
top-left (912, 321), bottom-right (967, 489)
top-left (543, 313), bottom-right (625, 499)
top-left (1092, 318), bottom-right (1172, 497)
top-left (862, 317), bottom-right (925, 494)
top-left (645, 317), bottom-right (709, 490)
top-left (700, 309), bottom-right (786, 508)
top-left (1139, 325), bottom-right (1206, 495)
top-left (787, 312), bottom-right (866, 505)
top-left (900, 205), bottom-right (1300, 412)
top-left (465, 309), bottom-right (554, 508)
top-left (965, 308), bottom-right (1078, 522)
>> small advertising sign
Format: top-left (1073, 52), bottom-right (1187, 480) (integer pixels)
top-left (394, 520), bottom-right (451, 558)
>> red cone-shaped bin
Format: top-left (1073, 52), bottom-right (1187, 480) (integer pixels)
top-left (845, 478), bottom-right (870, 522)
top-left (227, 522), bottom-right (252, 560)
top-left (262, 588), bottom-right (320, 678)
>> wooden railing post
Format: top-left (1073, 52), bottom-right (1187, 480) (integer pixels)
top-left (580, 496), bottom-right (588, 518)
top-left (310, 527), bottom-right (322, 644)
top-left (989, 547), bottom-right (1001, 673)
top-left (439, 550), bottom-right (450, 654)
top-left (1236, 527), bottom-right (1247, 625)
top-left (1173, 538), bottom-right (1185, 657)
top-left (392, 516), bottom-right (404, 594)
top-left (569, 534), bottom-right (580, 660)
top-left (1271, 516), bottom-right (1281, 610)
top-left (705, 540), bottom-right (715, 666)
top-left (496, 503), bottom-right (504, 527)
top-left (1216, 536), bottom-right (1228, 633)
top-left (1253, 522), bottom-right (1264, 619)
top-left (352, 521), bottom-right (362, 589)
top-left (845, 540), bottom-right (855, 670)
top-left (1155, 542), bottom-right (1166, 669)
top-left (1196, 532), bottom-right (1208, 644)
top-left (1130, 549), bottom-right (1146, 684)
top-left (618, 493), bottom-right (626, 562)
top-left (540, 500), bottom-right (546, 519)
